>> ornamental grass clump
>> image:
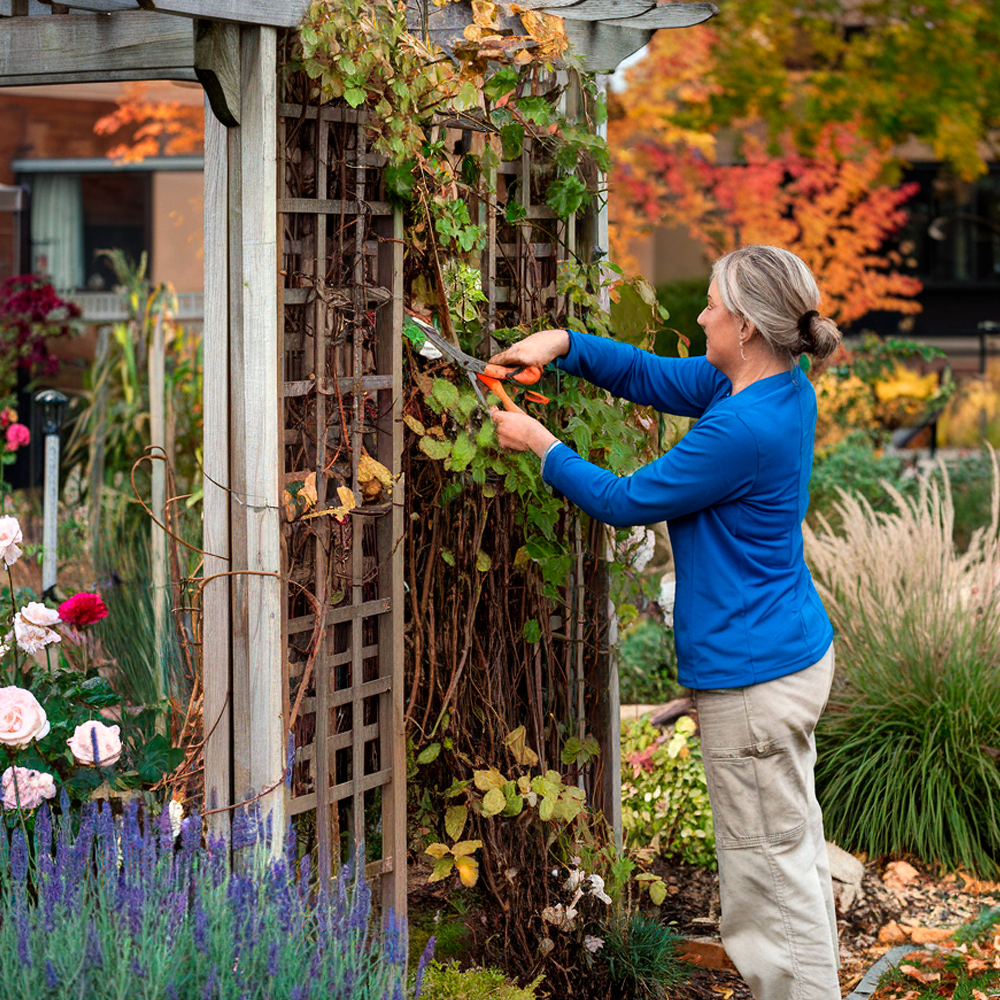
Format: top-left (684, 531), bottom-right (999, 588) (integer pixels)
top-left (0, 800), bottom-right (420, 999)
top-left (805, 447), bottom-right (1000, 875)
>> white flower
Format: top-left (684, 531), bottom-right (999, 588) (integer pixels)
top-left (0, 632), bottom-right (10, 657)
top-left (19, 601), bottom-right (61, 628)
top-left (13, 615), bottom-right (61, 655)
top-left (563, 868), bottom-right (585, 892)
top-left (584, 935), bottom-right (605, 954)
top-left (569, 855), bottom-right (582, 867)
top-left (659, 576), bottom-right (676, 628)
top-left (0, 516), bottom-right (22, 567)
top-left (169, 798), bottom-right (183, 839)
top-left (587, 874), bottom-right (612, 905)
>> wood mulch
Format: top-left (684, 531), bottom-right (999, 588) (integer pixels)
top-left (649, 854), bottom-right (1000, 999)
top-left (407, 854), bottom-right (1000, 998)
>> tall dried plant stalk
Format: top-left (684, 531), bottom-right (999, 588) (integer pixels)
top-left (804, 445), bottom-right (1000, 669)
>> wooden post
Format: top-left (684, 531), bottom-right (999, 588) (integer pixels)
top-left (149, 310), bottom-right (167, 733)
top-left (376, 207), bottom-right (406, 918)
top-left (202, 95), bottom-right (233, 836)
top-left (231, 24), bottom-right (284, 838)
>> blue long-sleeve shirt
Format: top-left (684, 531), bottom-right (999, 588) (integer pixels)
top-left (543, 331), bottom-right (833, 690)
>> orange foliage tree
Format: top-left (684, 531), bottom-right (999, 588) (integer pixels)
top-left (93, 83), bottom-right (204, 163)
top-left (608, 26), bottom-right (927, 324)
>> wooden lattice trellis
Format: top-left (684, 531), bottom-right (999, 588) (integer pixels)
top-left (277, 87), bottom-right (406, 904)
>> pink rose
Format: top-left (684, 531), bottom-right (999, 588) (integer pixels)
top-left (13, 613), bottom-right (61, 655)
top-left (19, 601), bottom-right (61, 628)
top-left (5, 423), bottom-right (30, 452)
top-left (0, 515), bottom-right (22, 567)
top-left (0, 686), bottom-right (51, 749)
top-left (67, 720), bottom-right (122, 767)
top-left (2, 765), bottom-right (57, 811)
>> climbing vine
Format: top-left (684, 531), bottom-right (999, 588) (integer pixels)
top-left (290, 5), bottom-right (684, 992)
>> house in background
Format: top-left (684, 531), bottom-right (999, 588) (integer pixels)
top-left (0, 81), bottom-right (205, 488)
top-left (0, 81), bottom-right (204, 297)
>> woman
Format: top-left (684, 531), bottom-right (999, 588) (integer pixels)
top-left (491, 245), bottom-right (843, 1000)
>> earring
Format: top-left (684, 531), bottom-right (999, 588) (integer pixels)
top-left (739, 339), bottom-right (748, 362)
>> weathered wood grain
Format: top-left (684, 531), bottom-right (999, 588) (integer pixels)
top-left (27, 0), bottom-right (311, 24)
top-left (202, 99), bottom-right (233, 839)
top-left (195, 18), bottom-right (241, 127)
top-left (234, 24), bottom-right (285, 839)
top-left (0, 11), bottom-right (196, 83)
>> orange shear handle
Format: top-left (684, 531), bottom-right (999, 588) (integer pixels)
top-left (482, 363), bottom-right (543, 385)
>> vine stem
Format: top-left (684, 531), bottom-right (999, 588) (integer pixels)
top-left (7, 750), bottom-right (32, 856)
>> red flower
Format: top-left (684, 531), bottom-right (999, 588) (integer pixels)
top-left (58, 592), bottom-right (109, 629)
top-left (5, 423), bottom-right (29, 452)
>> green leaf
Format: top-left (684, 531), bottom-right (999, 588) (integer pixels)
top-left (538, 795), bottom-right (555, 822)
top-left (476, 550), bottom-right (492, 573)
top-left (428, 857), bottom-right (455, 882)
top-left (546, 176), bottom-right (590, 219)
top-left (516, 95), bottom-right (552, 124)
top-left (344, 88), bottom-right (367, 108)
top-left (445, 804), bottom-right (468, 841)
top-left (384, 161), bottom-right (416, 199)
top-left (522, 618), bottom-right (541, 643)
top-left (430, 378), bottom-right (460, 411)
top-left (484, 66), bottom-right (519, 101)
top-left (649, 880), bottom-right (668, 906)
top-left (440, 548), bottom-right (455, 567)
top-left (505, 200), bottom-right (528, 224)
top-left (78, 676), bottom-right (119, 708)
top-left (417, 742), bottom-right (441, 764)
top-left (499, 122), bottom-right (524, 160)
top-left (482, 786), bottom-right (506, 818)
top-left (418, 437), bottom-right (452, 461)
top-left (447, 431), bottom-right (477, 472)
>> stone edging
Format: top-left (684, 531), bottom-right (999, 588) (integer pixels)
top-left (844, 944), bottom-right (916, 999)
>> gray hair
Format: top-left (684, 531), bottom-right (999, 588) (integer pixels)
top-left (711, 245), bottom-right (841, 360)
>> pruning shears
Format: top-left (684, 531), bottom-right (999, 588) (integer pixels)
top-left (406, 310), bottom-right (550, 415)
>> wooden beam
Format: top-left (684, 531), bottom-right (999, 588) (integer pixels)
top-left (0, 11), bottom-right (196, 85)
top-left (202, 97), bottom-right (233, 839)
top-left (195, 18), bottom-right (241, 127)
top-left (231, 24), bottom-right (285, 838)
top-left (35, 0), bottom-right (311, 25)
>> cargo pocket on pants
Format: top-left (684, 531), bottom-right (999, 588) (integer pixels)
top-left (705, 739), bottom-right (807, 850)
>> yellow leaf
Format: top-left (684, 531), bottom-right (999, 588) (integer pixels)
top-left (357, 450), bottom-right (394, 500)
top-left (445, 805), bottom-right (468, 842)
top-left (301, 471), bottom-right (318, 509)
top-left (403, 414), bottom-right (426, 436)
top-left (504, 725), bottom-right (539, 767)
top-left (425, 842), bottom-right (451, 860)
top-left (473, 768), bottom-right (506, 791)
top-left (455, 854), bottom-right (479, 887)
top-left (451, 839), bottom-right (482, 858)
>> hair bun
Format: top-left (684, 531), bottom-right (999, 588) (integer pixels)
top-left (798, 311), bottom-right (840, 360)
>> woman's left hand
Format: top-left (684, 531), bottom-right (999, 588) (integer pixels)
top-left (490, 409), bottom-right (558, 456)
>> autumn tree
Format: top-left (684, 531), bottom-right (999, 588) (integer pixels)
top-left (93, 82), bottom-right (204, 162)
top-left (609, 1), bottom-right (1000, 321)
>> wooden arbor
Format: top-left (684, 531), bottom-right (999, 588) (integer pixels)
top-left (0, 1), bottom-right (407, 913)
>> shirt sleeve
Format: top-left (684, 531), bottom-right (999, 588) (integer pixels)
top-left (559, 330), bottom-right (729, 418)
top-left (541, 411), bottom-right (759, 527)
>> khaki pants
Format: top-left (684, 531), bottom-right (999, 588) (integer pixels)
top-left (695, 644), bottom-right (840, 1000)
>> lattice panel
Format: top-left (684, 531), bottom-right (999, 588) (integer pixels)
top-left (489, 137), bottom-right (569, 332)
top-left (278, 98), bottom-right (403, 886)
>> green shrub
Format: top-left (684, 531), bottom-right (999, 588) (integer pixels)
top-left (603, 912), bottom-right (686, 1000)
top-left (617, 618), bottom-right (681, 705)
top-left (654, 279), bottom-right (707, 358)
top-left (808, 432), bottom-right (918, 528)
top-left (806, 453), bottom-right (1000, 875)
top-left (417, 961), bottom-right (543, 1000)
top-left (620, 717), bottom-right (714, 867)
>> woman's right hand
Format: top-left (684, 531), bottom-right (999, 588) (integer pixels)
top-left (489, 329), bottom-right (570, 370)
